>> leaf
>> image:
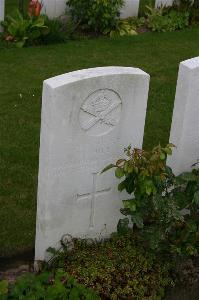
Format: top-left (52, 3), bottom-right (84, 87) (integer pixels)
top-left (131, 214), bottom-right (144, 229)
top-left (101, 164), bottom-right (115, 173)
top-left (123, 199), bottom-right (136, 212)
top-left (192, 190), bottom-right (199, 206)
top-left (164, 147), bottom-right (172, 155)
top-left (115, 167), bottom-right (124, 178)
top-left (146, 186), bottom-right (152, 196)
top-left (116, 159), bottom-right (125, 166)
top-left (160, 153), bottom-right (165, 160)
top-left (118, 181), bottom-right (126, 192)
top-left (46, 247), bottom-right (58, 255)
top-left (117, 218), bottom-right (129, 235)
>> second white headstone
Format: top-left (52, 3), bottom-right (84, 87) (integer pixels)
top-left (168, 57), bottom-right (199, 175)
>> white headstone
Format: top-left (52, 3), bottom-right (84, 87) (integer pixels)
top-left (167, 57), bottom-right (199, 175)
top-left (120, 0), bottom-right (140, 18)
top-left (155, 0), bottom-right (174, 7)
top-left (0, 0), bottom-right (4, 32)
top-left (35, 66), bottom-right (149, 261)
top-left (41, 0), bottom-right (66, 18)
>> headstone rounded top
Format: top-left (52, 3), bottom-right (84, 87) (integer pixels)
top-left (182, 57), bottom-right (199, 69)
top-left (44, 66), bottom-right (149, 89)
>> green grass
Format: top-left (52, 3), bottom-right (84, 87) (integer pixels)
top-left (0, 27), bottom-right (199, 257)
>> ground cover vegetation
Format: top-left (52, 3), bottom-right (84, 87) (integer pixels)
top-left (1, 0), bottom-right (199, 47)
top-left (0, 234), bottom-right (174, 299)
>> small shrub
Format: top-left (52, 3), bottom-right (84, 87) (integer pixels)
top-left (1, 10), bottom-right (49, 47)
top-left (145, 5), bottom-right (190, 32)
top-left (62, 235), bottom-right (174, 299)
top-left (106, 20), bottom-right (137, 37)
top-left (103, 144), bottom-right (199, 255)
top-left (169, 168), bottom-right (199, 256)
top-left (66, 0), bottom-right (124, 34)
top-left (1, 10), bottom-right (68, 47)
top-left (40, 16), bottom-right (67, 44)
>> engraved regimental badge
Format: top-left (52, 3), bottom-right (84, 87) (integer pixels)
top-left (79, 89), bottom-right (122, 136)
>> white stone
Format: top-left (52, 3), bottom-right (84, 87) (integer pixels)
top-left (0, 0), bottom-right (4, 32)
top-left (120, 0), bottom-right (140, 18)
top-left (167, 57), bottom-right (199, 175)
top-left (35, 66), bottom-right (149, 261)
top-left (155, 0), bottom-right (174, 7)
top-left (41, 0), bottom-right (66, 18)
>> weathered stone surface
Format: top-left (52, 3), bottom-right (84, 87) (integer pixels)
top-left (167, 57), bottom-right (199, 175)
top-left (35, 66), bottom-right (149, 261)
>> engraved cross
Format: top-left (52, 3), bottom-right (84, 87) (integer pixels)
top-left (76, 173), bottom-right (111, 229)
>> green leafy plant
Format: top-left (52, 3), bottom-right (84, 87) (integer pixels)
top-left (145, 5), bottom-right (190, 32)
top-left (102, 144), bottom-right (176, 250)
top-left (1, 10), bottom-right (49, 47)
top-left (66, 0), bottom-right (124, 34)
top-left (105, 19), bottom-right (137, 37)
top-left (138, 0), bottom-right (156, 17)
top-left (127, 16), bottom-right (146, 29)
top-left (0, 269), bottom-right (99, 299)
top-left (102, 144), bottom-right (199, 254)
top-left (168, 168), bottom-right (199, 255)
top-left (40, 16), bottom-right (68, 44)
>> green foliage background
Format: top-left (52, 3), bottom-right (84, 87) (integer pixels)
top-left (139, 0), bottom-right (156, 16)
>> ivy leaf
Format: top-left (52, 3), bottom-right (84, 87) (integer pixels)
top-left (101, 164), bottom-right (115, 173)
top-left (115, 167), bottom-right (125, 178)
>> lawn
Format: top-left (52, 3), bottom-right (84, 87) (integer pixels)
top-left (0, 27), bottom-right (199, 257)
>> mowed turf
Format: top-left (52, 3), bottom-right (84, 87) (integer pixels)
top-left (0, 27), bottom-right (199, 257)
